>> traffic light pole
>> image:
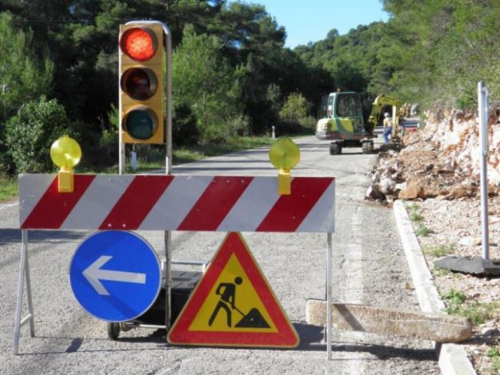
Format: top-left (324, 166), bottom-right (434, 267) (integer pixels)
top-left (122, 20), bottom-right (173, 330)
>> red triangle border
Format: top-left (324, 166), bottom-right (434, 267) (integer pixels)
top-left (168, 232), bottom-right (299, 348)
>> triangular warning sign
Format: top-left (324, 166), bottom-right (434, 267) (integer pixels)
top-left (168, 232), bottom-right (299, 348)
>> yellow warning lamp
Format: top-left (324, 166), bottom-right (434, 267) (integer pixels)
top-left (269, 138), bottom-right (300, 195)
top-left (50, 135), bottom-right (82, 193)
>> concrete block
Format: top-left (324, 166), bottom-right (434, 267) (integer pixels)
top-left (306, 300), bottom-right (472, 343)
top-left (435, 256), bottom-right (500, 276)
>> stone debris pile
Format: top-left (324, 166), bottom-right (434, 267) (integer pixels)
top-left (366, 108), bottom-right (500, 202)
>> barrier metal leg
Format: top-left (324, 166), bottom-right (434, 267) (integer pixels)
top-left (327, 233), bottom-right (333, 360)
top-left (14, 230), bottom-right (35, 355)
top-left (165, 230), bottom-right (172, 331)
top-left (25, 235), bottom-right (35, 338)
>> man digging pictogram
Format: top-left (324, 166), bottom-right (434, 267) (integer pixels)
top-left (208, 276), bottom-right (270, 328)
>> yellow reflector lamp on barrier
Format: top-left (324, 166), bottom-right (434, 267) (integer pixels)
top-left (50, 135), bottom-right (82, 193)
top-left (269, 138), bottom-right (300, 195)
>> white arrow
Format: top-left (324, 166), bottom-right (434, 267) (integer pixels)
top-left (83, 256), bottom-right (147, 296)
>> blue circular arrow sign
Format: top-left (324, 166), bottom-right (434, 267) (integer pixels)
top-left (70, 231), bottom-right (161, 322)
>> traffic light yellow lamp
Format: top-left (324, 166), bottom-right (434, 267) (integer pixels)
top-left (269, 138), bottom-right (300, 195)
top-left (50, 135), bottom-right (82, 193)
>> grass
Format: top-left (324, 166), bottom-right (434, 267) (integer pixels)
top-left (486, 345), bottom-right (499, 358)
top-left (0, 175), bottom-right (17, 202)
top-left (433, 267), bottom-right (452, 276)
top-left (415, 224), bottom-right (431, 237)
top-left (409, 211), bottom-right (423, 222)
top-left (491, 357), bottom-right (500, 375)
top-left (0, 136), bottom-right (276, 203)
top-left (462, 302), bottom-right (499, 325)
top-left (406, 202), bottom-right (420, 213)
top-left (443, 289), bottom-right (499, 325)
top-left (443, 289), bottom-right (466, 308)
top-left (406, 202), bottom-right (424, 222)
top-left (405, 202), bottom-right (428, 231)
top-left (424, 244), bottom-right (456, 258)
top-left (487, 345), bottom-right (500, 374)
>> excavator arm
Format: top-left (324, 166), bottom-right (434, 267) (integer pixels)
top-left (365, 94), bottom-right (402, 139)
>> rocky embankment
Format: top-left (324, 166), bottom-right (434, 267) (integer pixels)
top-left (367, 108), bottom-right (500, 202)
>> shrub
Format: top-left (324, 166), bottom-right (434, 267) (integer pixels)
top-left (5, 96), bottom-right (76, 173)
top-left (226, 115), bottom-right (250, 137)
top-left (279, 92), bottom-right (311, 124)
top-left (172, 103), bottom-right (199, 147)
top-left (201, 124), bottom-right (228, 144)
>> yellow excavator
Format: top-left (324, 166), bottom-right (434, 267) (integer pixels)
top-left (315, 91), bottom-right (375, 154)
top-left (365, 94), bottom-right (403, 143)
top-left (315, 92), bottom-right (403, 154)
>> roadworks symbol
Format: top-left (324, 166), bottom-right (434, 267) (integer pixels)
top-left (198, 260), bottom-right (274, 332)
top-left (167, 232), bottom-right (299, 348)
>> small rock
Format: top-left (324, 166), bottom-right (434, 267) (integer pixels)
top-left (379, 177), bottom-right (396, 195)
top-left (399, 180), bottom-right (425, 200)
top-left (446, 187), bottom-right (471, 200)
top-left (480, 326), bottom-right (499, 337)
top-left (459, 237), bottom-right (481, 246)
top-left (395, 182), bottom-right (407, 191)
top-left (365, 184), bottom-right (385, 201)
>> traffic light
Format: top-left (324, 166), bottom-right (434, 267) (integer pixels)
top-left (119, 24), bottom-right (164, 144)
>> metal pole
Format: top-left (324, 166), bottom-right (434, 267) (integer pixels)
top-left (14, 230), bottom-right (28, 354)
top-left (118, 31), bottom-right (124, 175)
top-left (478, 82), bottom-right (489, 260)
top-left (165, 25), bottom-right (173, 176)
top-left (25, 234), bottom-right (35, 338)
top-left (327, 233), bottom-right (333, 360)
top-left (161, 22), bottom-right (173, 330)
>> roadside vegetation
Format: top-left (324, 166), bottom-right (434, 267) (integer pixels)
top-left (423, 244), bottom-right (456, 258)
top-left (443, 289), bottom-right (499, 326)
top-left (0, 174), bottom-right (17, 202)
top-left (406, 203), bottom-right (431, 237)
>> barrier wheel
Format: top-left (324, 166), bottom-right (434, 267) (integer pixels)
top-left (107, 322), bottom-right (120, 340)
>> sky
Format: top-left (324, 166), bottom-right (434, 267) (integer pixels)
top-left (249, 0), bottom-right (390, 48)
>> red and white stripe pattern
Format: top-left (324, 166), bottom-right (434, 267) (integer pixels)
top-left (19, 174), bottom-right (335, 233)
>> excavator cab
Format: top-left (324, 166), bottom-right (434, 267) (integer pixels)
top-left (316, 91), bottom-right (374, 154)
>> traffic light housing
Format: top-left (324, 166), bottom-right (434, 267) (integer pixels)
top-left (119, 24), bottom-right (164, 144)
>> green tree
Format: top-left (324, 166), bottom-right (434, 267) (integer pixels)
top-left (382, 0), bottom-right (500, 107)
top-left (0, 12), bottom-right (54, 121)
top-left (0, 11), bottom-right (54, 173)
top-left (172, 26), bottom-right (243, 142)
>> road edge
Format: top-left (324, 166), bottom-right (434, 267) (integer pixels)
top-left (393, 200), bottom-right (477, 375)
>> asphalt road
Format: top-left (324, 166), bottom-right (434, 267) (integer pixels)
top-left (0, 135), bottom-right (440, 374)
